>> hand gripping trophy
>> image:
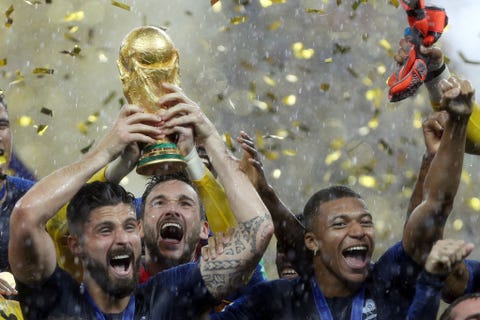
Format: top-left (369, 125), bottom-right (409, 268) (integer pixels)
top-left (117, 26), bottom-right (186, 175)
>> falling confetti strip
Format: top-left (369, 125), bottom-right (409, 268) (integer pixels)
top-left (4, 5), bottom-right (13, 28)
top-left (40, 107), bottom-right (53, 117)
top-left (111, 0), bottom-right (131, 11)
top-left (33, 67), bottom-right (54, 75)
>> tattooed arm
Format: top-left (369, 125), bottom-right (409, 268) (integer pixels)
top-left (160, 83), bottom-right (274, 298)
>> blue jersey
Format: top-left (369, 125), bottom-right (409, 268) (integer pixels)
top-left (17, 263), bottom-right (217, 319)
top-left (213, 242), bottom-right (423, 320)
top-left (0, 175), bottom-right (35, 271)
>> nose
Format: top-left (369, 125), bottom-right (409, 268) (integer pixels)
top-left (114, 228), bottom-right (129, 244)
top-left (348, 221), bottom-right (366, 239)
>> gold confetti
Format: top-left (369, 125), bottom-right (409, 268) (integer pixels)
top-left (376, 64), bottom-right (387, 75)
top-left (4, 5), bottom-right (13, 28)
top-left (365, 88), bottom-right (383, 109)
top-left (320, 83), bottom-right (330, 91)
top-left (111, 0), bottom-right (131, 11)
top-left (34, 124), bottom-right (48, 136)
top-left (461, 170), bottom-right (471, 186)
top-left (378, 39), bottom-right (392, 51)
top-left (282, 149), bottom-right (297, 156)
top-left (285, 74), bottom-right (298, 83)
top-left (362, 77), bottom-right (373, 86)
top-left (9, 70), bottom-right (24, 86)
top-left (324, 57), bottom-right (333, 63)
top-left (359, 175), bottom-right (376, 188)
top-left (368, 117), bottom-right (379, 129)
top-left (77, 122), bottom-right (88, 135)
top-left (252, 100), bottom-right (269, 111)
top-left (469, 197), bottom-right (480, 211)
top-left (325, 151), bottom-right (341, 165)
top-left (306, 8), bottom-right (325, 14)
top-left (282, 95), bottom-right (296, 106)
top-left (102, 92), bottom-right (117, 106)
top-left (81, 141), bottom-right (95, 154)
top-left (272, 168), bottom-right (282, 179)
top-left (263, 76), bottom-right (276, 87)
top-left (64, 33), bottom-right (80, 43)
top-left (60, 45), bottom-right (82, 57)
top-left (452, 219), bottom-right (464, 231)
top-left (274, 129), bottom-right (289, 139)
top-left (267, 21), bottom-right (282, 31)
top-left (64, 11), bottom-right (84, 22)
top-left (333, 43), bottom-right (351, 55)
top-left (41, 107), bottom-right (53, 117)
top-left (0, 155), bottom-right (6, 165)
top-left (255, 132), bottom-right (265, 149)
top-left (263, 150), bottom-right (279, 161)
top-left (292, 42), bottom-right (315, 60)
top-left (33, 68), bottom-right (54, 75)
top-left (87, 112), bottom-right (99, 123)
top-left (224, 132), bottom-right (234, 150)
top-left (330, 138), bottom-right (345, 150)
top-left (0, 58), bottom-right (6, 67)
top-left (18, 116), bottom-right (33, 127)
top-left (389, 0), bottom-right (400, 8)
top-left (413, 110), bottom-right (422, 129)
top-left (230, 15), bottom-right (248, 25)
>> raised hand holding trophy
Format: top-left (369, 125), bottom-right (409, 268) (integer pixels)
top-left (117, 26), bottom-right (186, 175)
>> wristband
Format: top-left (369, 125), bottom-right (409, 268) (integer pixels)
top-left (425, 63), bottom-right (446, 82)
top-left (185, 148), bottom-right (206, 180)
top-left (425, 63), bottom-right (451, 108)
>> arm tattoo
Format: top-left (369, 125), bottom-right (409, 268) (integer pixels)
top-left (201, 212), bottom-right (272, 298)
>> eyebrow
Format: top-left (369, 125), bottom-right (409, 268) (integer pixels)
top-left (465, 314), bottom-right (480, 320)
top-left (149, 194), bottom-right (196, 203)
top-left (328, 213), bottom-right (372, 222)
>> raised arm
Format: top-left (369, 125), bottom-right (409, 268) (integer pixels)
top-left (160, 83), bottom-right (274, 299)
top-left (9, 105), bottom-right (161, 285)
top-left (237, 131), bottom-right (309, 274)
top-left (406, 111), bottom-right (447, 220)
top-left (403, 77), bottom-right (474, 265)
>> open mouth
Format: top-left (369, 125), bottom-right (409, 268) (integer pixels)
top-left (109, 253), bottom-right (132, 276)
top-left (281, 268), bottom-right (298, 279)
top-left (160, 222), bottom-right (184, 241)
top-left (342, 245), bottom-right (369, 269)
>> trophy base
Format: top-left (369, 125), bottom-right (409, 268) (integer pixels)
top-left (136, 141), bottom-right (187, 176)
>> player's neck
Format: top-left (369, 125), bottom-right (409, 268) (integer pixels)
top-left (83, 277), bottom-right (131, 314)
top-left (313, 260), bottom-right (361, 298)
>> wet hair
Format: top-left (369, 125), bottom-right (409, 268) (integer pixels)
top-left (140, 171), bottom-right (205, 220)
top-left (439, 293), bottom-right (480, 320)
top-left (67, 181), bottom-right (136, 236)
top-left (0, 90), bottom-right (7, 110)
top-left (303, 185), bottom-right (362, 231)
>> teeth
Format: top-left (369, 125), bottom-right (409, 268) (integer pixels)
top-left (162, 222), bottom-right (181, 230)
top-left (112, 254), bottom-right (129, 260)
top-left (344, 246), bottom-right (367, 252)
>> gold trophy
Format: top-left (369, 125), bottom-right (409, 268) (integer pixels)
top-left (117, 26), bottom-right (186, 175)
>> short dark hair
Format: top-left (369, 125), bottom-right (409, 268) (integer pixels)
top-left (67, 181), bottom-right (136, 236)
top-left (303, 185), bottom-right (362, 231)
top-left (0, 90), bottom-right (7, 110)
top-left (440, 292), bottom-right (480, 320)
top-left (140, 171), bottom-right (205, 220)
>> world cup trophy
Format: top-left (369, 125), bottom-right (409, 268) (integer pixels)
top-left (117, 26), bottom-right (187, 175)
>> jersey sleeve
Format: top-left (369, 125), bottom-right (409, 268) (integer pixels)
top-left (192, 169), bottom-right (237, 233)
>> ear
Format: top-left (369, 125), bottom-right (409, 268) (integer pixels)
top-left (199, 221), bottom-right (210, 241)
top-left (67, 234), bottom-right (83, 258)
top-left (304, 231), bottom-right (319, 252)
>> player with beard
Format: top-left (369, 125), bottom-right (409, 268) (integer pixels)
top-left (139, 172), bottom-right (210, 281)
top-left (8, 99), bottom-right (274, 319)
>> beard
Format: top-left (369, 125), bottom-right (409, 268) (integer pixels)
top-left (143, 224), bottom-right (201, 269)
top-left (83, 249), bottom-right (140, 299)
